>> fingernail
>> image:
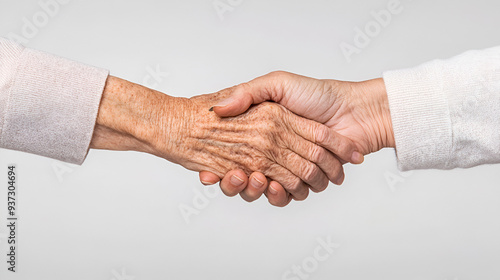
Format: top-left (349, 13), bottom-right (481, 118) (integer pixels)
top-left (269, 184), bottom-right (278, 195)
top-left (201, 180), bottom-right (214, 186)
top-left (230, 175), bottom-right (245, 187)
top-left (250, 177), bottom-right (265, 189)
top-left (214, 97), bottom-right (234, 108)
top-left (351, 151), bottom-right (364, 164)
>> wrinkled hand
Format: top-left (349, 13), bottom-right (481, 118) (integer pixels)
top-left (156, 87), bottom-right (359, 202)
top-left (199, 71), bottom-right (395, 206)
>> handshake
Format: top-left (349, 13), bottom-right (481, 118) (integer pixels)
top-left (92, 71), bottom-right (395, 207)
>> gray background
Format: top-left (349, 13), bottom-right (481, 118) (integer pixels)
top-left (1, 0), bottom-right (500, 279)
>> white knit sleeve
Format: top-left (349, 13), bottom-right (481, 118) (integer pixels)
top-left (0, 38), bottom-right (109, 164)
top-left (383, 46), bottom-right (500, 171)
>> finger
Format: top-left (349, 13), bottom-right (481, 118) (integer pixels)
top-left (264, 180), bottom-right (290, 207)
top-left (247, 173), bottom-right (292, 207)
top-left (240, 172), bottom-right (268, 202)
top-left (265, 163), bottom-right (310, 201)
top-left (199, 171), bottom-right (221, 185)
top-left (219, 169), bottom-right (248, 197)
top-left (287, 114), bottom-right (363, 164)
top-left (212, 84), bottom-right (255, 117)
top-left (212, 72), bottom-right (286, 117)
top-left (286, 133), bottom-right (345, 187)
top-left (272, 147), bottom-right (329, 193)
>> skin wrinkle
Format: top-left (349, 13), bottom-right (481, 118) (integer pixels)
top-left (185, 101), bottom-right (317, 195)
top-left (93, 76), bottom-right (339, 197)
top-left (203, 72), bottom-right (398, 206)
top-left (199, 135), bottom-right (270, 171)
top-left (198, 141), bottom-right (265, 176)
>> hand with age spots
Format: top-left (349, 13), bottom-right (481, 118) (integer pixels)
top-left (91, 77), bottom-right (359, 202)
top-left (199, 71), bottom-right (395, 207)
top-left (181, 89), bottom-right (359, 202)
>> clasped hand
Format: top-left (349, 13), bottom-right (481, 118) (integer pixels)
top-left (93, 73), bottom-right (393, 207)
top-left (165, 85), bottom-right (359, 205)
top-left (196, 71), bottom-right (394, 206)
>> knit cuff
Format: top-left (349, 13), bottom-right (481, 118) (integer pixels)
top-left (383, 46), bottom-right (500, 170)
top-left (383, 61), bottom-right (452, 171)
top-left (0, 38), bottom-right (109, 164)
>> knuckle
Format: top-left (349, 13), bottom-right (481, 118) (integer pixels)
top-left (267, 71), bottom-right (291, 99)
top-left (265, 102), bottom-right (285, 116)
top-left (254, 106), bottom-right (282, 129)
top-left (268, 70), bottom-right (289, 80)
top-left (302, 163), bottom-right (321, 183)
top-left (287, 177), bottom-right (303, 193)
top-left (315, 126), bottom-right (330, 145)
top-left (309, 145), bottom-right (326, 163)
top-left (252, 156), bottom-right (270, 171)
top-left (237, 82), bottom-right (252, 93)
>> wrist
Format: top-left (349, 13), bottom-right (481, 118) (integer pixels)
top-left (363, 78), bottom-right (395, 149)
top-left (90, 76), bottom-right (190, 160)
top-left (353, 78), bottom-right (395, 152)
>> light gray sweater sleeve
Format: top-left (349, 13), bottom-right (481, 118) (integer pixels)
top-left (383, 46), bottom-right (500, 171)
top-left (0, 38), bottom-right (109, 164)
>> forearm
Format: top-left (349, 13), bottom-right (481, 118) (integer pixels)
top-left (90, 76), bottom-right (188, 162)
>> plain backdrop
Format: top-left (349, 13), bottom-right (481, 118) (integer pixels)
top-left (1, 0), bottom-right (500, 279)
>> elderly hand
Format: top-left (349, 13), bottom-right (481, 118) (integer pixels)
top-left (90, 76), bottom-right (359, 201)
top-left (199, 71), bottom-right (395, 206)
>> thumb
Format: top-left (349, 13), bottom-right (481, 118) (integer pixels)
top-left (212, 84), bottom-right (255, 117)
top-left (213, 73), bottom-right (280, 117)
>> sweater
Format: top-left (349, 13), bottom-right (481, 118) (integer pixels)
top-left (1, 37), bottom-right (499, 170)
top-left (384, 46), bottom-right (500, 170)
top-left (0, 37), bottom-right (108, 164)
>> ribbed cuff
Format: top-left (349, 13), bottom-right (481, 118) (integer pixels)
top-left (0, 39), bottom-right (109, 164)
top-left (383, 61), bottom-right (452, 171)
